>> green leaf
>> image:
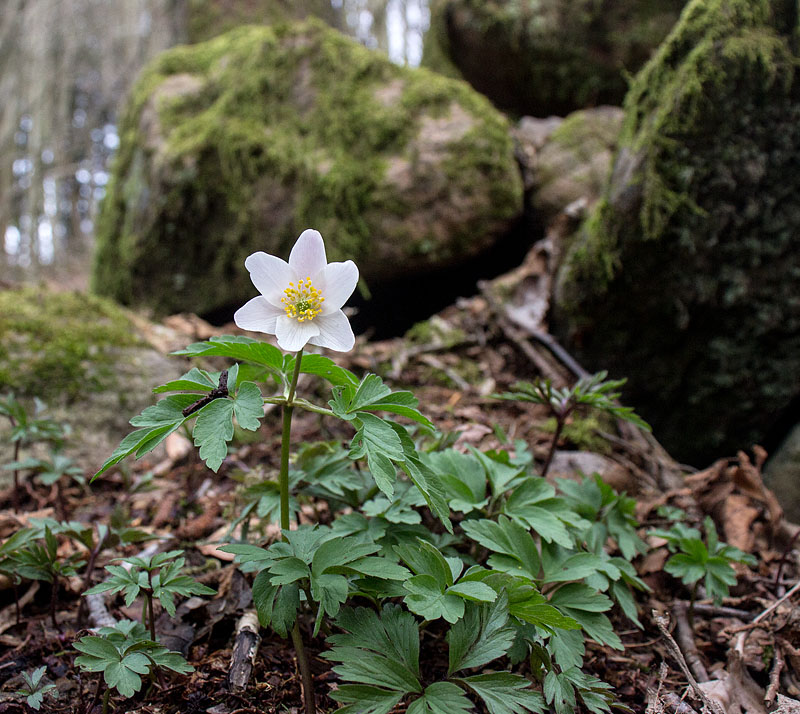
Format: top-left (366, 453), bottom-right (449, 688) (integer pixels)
top-left (130, 395), bottom-right (196, 427)
top-left (252, 570), bottom-right (278, 628)
top-left (459, 672), bottom-right (546, 714)
top-left (330, 684), bottom-right (404, 714)
top-left (233, 381), bottom-right (264, 430)
top-left (269, 556), bottom-right (311, 585)
top-left (147, 649), bottom-right (194, 674)
top-left (345, 557), bottom-right (410, 580)
top-left (311, 537), bottom-right (379, 575)
top-left (73, 636), bottom-right (120, 661)
top-left (272, 583), bottom-right (300, 638)
top-left (349, 413), bottom-right (404, 497)
top-left (368, 392), bottom-right (434, 430)
top-left (547, 582), bottom-right (613, 614)
top-left (395, 540), bottom-right (456, 588)
top-left (405, 575), bottom-right (463, 622)
top-left (104, 652), bottom-right (150, 698)
top-left (172, 335), bottom-right (283, 372)
top-left (462, 517), bottom-right (541, 581)
top-left (427, 449), bottom-right (488, 513)
top-left (298, 353), bottom-right (359, 388)
top-left (544, 553), bottom-right (621, 583)
top-left (324, 605), bottom-right (421, 689)
top-left (93, 424), bottom-right (178, 480)
top-left (507, 585), bottom-right (581, 632)
top-left (349, 374), bottom-right (392, 411)
top-left (468, 446), bottom-right (527, 498)
top-left (390, 424), bottom-right (452, 532)
top-left (192, 399), bottom-right (235, 472)
top-left (548, 627), bottom-right (585, 670)
top-left (664, 553), bottom-right (706, 585)
top-left (310, 572), bottom-right (349, 621)
top-left (153, 367), bottom-right (218, 394)
top-left (446, 581), bottom-right (498, 603)
top-left (544, 669), bottom-right (576, 714)
top-left (407, 682), bottom-right (472, 714)
top-left (448, 593), bottom-right (514, 674)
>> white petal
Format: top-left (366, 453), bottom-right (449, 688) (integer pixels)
top-left (307, 310), bottom-right (355, 352)
top-left (288, 230), bottom-right (327, 278)
top-left (275, 315), bottom-right (320, 352)
top-left (234, 296), bottom-right (282, 334)
top-left (245, 252), bottom-right (296, 307)
top-left (319, 260), bottom-right (359, 312)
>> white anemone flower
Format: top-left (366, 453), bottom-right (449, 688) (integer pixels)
top-left (234, 229), bottom-right (358, 352)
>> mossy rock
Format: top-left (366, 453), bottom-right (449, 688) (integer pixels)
top-left (422, 0), bottom-right (686, 117)
top-left (91, 20), bottom-right (523, 319)
top-left (186, 0), bottom-right (341, 43)
top-left (515, 106), bottom-right (624, 226)
top-left (0, 287), bottom-right (181, 470)
top-left (554, 0), bottom-right (800, 464)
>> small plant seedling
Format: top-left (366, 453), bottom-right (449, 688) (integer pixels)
top-left (651, 514), bottom-right (757, 611)
top-left (495, 371), bottom-right (650, 477)
top-left (13, 526), bottom-right (85, 627)
top-left (74, 620), bottom-right (193, 711)
top-left (85, 550), bottom-right (216, 640)
top-left (0, 393), bottom-right (67, 507)
top-left (14, 666), bottom-right (58, 711)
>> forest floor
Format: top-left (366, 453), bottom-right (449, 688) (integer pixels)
top-left (0, 278), bottom-right (798, 714)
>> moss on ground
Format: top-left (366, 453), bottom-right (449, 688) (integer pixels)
top-left (0, 288), bottom-right (141, 402)
top-left (92, 20), bottom-right (521, 317)
top-left (556, 0), bottom-right (800, 462)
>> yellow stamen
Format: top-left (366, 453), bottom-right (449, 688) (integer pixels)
top-left (281, 276), bottom-right (325, 322)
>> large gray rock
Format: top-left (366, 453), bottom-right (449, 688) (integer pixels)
top-left (92, 20), bottom-right (523, 318)
top-left (423, 0), bottom-right (685, 117)
top-left (554, 0), bottom-right (800, 464)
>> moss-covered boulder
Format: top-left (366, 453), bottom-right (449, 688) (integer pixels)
top-left (0, 287), bottom-right (181, 470)
top-left (554, 0), bottom-right (800, 464)
top-left (92, 20), bottom-right (523, 318)
top-left (422, 0), bottom-right (686, 117)
top-left (186, 0), bottom-right (341, 43)
top-left (515, 107), bottom-right (624, 226)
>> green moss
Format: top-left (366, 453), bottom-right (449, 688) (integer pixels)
top-left (92, 20), bottom-right (521, 317)
top-left (0, 288), bottom-right (141, 402)
top-left (542, 414), bottom-right (613, 455)
top-left (556, 0), bottom-right (800, 462)
top-left (405, 316), bottom-right (467, 347)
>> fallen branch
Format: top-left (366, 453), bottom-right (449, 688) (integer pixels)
top-left (228, 610), bottom-right (261, 690)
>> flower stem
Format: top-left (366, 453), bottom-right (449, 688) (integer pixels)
top-left (279, 350), bottom-right (317, 714)
top-left (144, 591), bottom-right (156, 641)
top-left (279, 350), bottom-right (315, 714)
top-left (291, 621), bottom-right (316, 714)
top-left (279, 350), bottom-right (303, 531)
top-left (541, 414), bottom-right (566, 479)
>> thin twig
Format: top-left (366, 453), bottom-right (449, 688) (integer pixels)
top-left (652, 610), bottom-right (725, 714)
top-left (645, 661), bottom-right (668, 714)
top-left (766, 641), bottom-right (784, 705)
